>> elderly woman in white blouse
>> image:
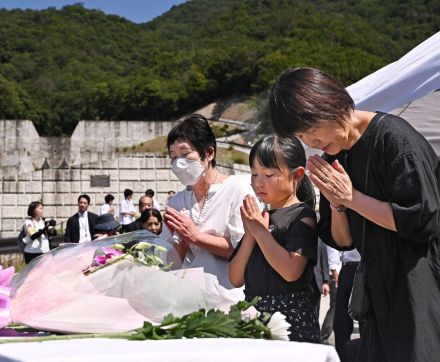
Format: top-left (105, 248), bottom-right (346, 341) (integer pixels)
top-left (162, 115), bottom-right (256, 289)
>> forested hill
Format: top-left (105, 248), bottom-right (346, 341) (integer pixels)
top-left (0, 1), bottom-right (438, 136)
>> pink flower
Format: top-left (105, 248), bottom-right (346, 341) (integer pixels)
top-left (102, 246), bottom-right (123, 258)
top-left (93, 246), bottom-right (124, 266)
top-left (0, 266), bottom-right (15, 328)
top-left (94, 255), bottom-right (109, 266)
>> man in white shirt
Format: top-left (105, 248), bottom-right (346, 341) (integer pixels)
top-left (64, 194), bottom-right (98, 243)
top-left (119, 189), bottom-right (136, 232)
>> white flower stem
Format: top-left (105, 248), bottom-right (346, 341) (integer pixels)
top-left (0, 331), bottom-right (134, 344)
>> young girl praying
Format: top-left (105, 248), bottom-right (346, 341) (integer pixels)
top-left (228, 135), bottom-right (320, 343)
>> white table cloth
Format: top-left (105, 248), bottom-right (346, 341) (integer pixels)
top-left (0, 338), bottom-right (340, 362)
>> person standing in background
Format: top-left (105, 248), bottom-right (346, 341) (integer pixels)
top-left (139, 208), bottom-right (163, 235)
top-left (334, 249), bottom-right (361, 362)
top-left (119, 189), bottom-right (136, 232)
top-left (22, 201), bottom-right (50, 263)
top-left (320, 245), bottom-right (341, 344)
top-left (312, 239), bottom-right (330, 315)
top-left (64, 195), bottom-right (98, 244)
top-left (100, 194), bottom-right (116, 216)
top-left (124, 195), bottom-right (154, 232)
top-left (163, 190), bottom-right (176, 209)
top-left (145, 189), bottom-right (161, 211)
top-left (92, 214), bottom-right (120, 240)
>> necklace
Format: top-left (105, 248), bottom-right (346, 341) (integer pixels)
top-left (188, 171), bottom-right (218, 226)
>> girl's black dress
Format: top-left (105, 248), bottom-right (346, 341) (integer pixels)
top-left (231, 203), bottom-right (319, 342)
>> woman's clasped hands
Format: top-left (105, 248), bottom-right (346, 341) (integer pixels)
top-left (164, 207), bottom-right (200, 244)
top-left (307, 155), bottom-right (354, 209)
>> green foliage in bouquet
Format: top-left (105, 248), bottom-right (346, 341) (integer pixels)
top-left (130, 299), bottom-right (271, 340)
top-left (0, 299), bottom-right (290, 344)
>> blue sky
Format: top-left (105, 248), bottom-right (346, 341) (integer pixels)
top-left (0, 0), bottom-right (188, 23)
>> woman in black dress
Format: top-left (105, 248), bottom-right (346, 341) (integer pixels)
top-left (269, 67), bottom-right (440, 362)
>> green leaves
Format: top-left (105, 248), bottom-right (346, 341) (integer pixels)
top-left (1, 1), bottom-right (438, 135)
top-left (129, 298), bottom-right (271, 341)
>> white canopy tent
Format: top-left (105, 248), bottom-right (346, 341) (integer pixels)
top-left (347, 30), bottom-right (440, 155)
top-left (347, 31), bottom-right (440, 113)
top-left (389, 90), bottom-right (440, 155)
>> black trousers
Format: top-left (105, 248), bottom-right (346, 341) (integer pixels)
top-left (24, 252), bottom-right (43, 264)
top-left (320, 278), bottom-right (337, 342)
top-left (334, 262), bottom-right (358, 362)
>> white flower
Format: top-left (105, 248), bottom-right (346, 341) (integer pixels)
top-left (112, 243), bottom-right (125, 251)
top-left (267, 312), bottom-right (290, 341)
top-left (240, 306), bottom-right (260, 321)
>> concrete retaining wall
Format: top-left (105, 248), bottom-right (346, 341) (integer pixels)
top-left (0, 119), bottom-right (251, 238)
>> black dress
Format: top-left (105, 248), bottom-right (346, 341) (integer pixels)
top-left (318, 112), bottom-right (440, 362)
top-left (231, 203), bottom-right (320, 342)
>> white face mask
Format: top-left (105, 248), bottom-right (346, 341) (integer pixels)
top-left (171, 157), bottom-right (206, 186)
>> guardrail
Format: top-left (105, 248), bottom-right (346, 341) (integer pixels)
top-left (0, 235), bottom-right (64, 254)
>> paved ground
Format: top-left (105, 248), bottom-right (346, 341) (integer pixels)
top-left (318, 293), bottom-right (335, 345)
top-left (318, 293), bottom-right (360, 347)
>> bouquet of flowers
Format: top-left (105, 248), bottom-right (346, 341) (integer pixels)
top-left (5, 231), bottom-right (291, 341)
top-left (82, 241), bottom-right (172, 276)
top-left (9, 231), bottom-right (244, 333)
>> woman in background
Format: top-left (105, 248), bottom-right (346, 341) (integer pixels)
top-left (140, 208), bottom-right (163, 235)
top-left (100, 194), bottom-right (116, 216)
top-left (22, 201), bottom-right (50, 264)
top-left (92, 214), bottom-right (120, 240)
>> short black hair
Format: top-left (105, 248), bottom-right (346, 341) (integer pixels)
top-left (145, 189), bottom-right (155, 197)
top-left (124, 189), bottom-right (133, 198)
top-left (78, 194), bottom-right (90, 204)
top-left (104, 194), bottom-right (114, 204)
top-left (167, 114), bottom-right (217, 167)
top-left (27, 201), bottom-right (43, 217)
top-left (269, 67), bottom-right (354, 137)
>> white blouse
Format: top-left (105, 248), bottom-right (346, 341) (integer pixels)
top-left (22, 218), bottom-right (50, 254)
top-left (100, 203), bottom-right (110, 215)
top-left (119, 198), bottom-right (135, 225)
top-left (161, 174), bottom-right (256, 289)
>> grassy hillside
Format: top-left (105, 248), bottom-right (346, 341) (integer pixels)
top-left (0, 0), bottom-right (438, 135)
